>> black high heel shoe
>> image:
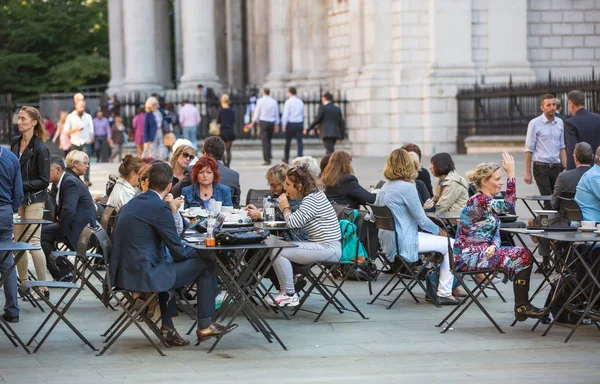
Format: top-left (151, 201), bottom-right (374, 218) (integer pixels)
top-left (515, 304), bottom-right (545, 322)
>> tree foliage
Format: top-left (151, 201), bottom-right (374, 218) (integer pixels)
top-left (0, 0), bottom-right (109, 102)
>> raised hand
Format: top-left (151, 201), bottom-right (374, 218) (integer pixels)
top-left (501, 152), bottom-right (515, 179)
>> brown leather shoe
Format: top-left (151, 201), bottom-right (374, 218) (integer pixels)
top-left (160, 327), bottom-right (190, 347)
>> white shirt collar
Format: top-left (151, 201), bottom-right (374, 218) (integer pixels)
top-left (56, 172), bottom-right (66, 190)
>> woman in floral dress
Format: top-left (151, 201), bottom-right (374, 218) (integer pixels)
top-left (453, 152), bottom-right (545, 322)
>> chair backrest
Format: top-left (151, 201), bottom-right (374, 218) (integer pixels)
top-left (331, 202), bottom-right (348, 219)
top-left (100, 205), bottom-right (118, 238)
top-left (558, 192), bottom-right (583, 222)
top-left (443, 225), bottom-right (456, 271)
top-left (375, 180), bottom-right (386, 189)
top-left (367, 204), bottom-right (395, 231)
top-left (245, 189), bottom-right (270, 208)
top-left (76, 225), bottom-right (112, 284)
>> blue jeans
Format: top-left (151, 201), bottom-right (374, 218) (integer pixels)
top-left (182, 126), bottom-right (198, 151)
top-left (0, 205), bottom-right (19, 317)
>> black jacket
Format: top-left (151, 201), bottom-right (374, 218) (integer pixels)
top-left (308, 103), bottom-right (346, 139)
top-left (417, 167), bottom-right (433, 197)
top-left (565, 108), bottom-right (600, 169)
top-left (325, 175), bottom-right (375, 209)
top-left (11, 135), bottom-right (50, 205)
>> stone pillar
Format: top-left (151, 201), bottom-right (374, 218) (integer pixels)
top-left (289, 1), bottom-right (309, 87)
top-left (306, 0), bottom-right (328, 91)
top-left (264, 0), bottom-right (290, 93)
top-left (246, 0), bottom-right (257, 86)
top-left (422, 0), bottom-right (477, 154)
top-left (155, 0), bottom-right (172, 89)
top-left (252, 0), bottom-right (270, 87)
top-left (179, 0), bottom-right (220, 90)
top-left (485, 0), bottom-right (535, 83)
top-left (226, 0), bottom-right (244, 90)
top-left (174, 0), bottom-right (183, 86)
top-left (107, 0), bottom-right (124, 94)
top-left (122, 0), bottom-right (163, 91)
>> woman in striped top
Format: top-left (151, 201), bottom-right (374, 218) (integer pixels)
top-left (267, 165), bottom-right (341, 307)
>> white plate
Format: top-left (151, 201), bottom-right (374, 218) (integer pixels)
top-left (578, 227), bottom-right (597, 232)
top-left (264, 221), bottom-right (287, 227)
top-left (533, 210), bottom-right (558, 215)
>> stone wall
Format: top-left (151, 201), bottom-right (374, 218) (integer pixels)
top-left (326, 0), bottom-right (350, 92)
top-left (527, 0), bottom-right (600, 78)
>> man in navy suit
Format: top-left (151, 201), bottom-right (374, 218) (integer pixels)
top-left (110, 162), bottom-right (231, 346)
top-left (41, 156), bottom-right (97, 281)
top-left (565, 90), bottom-right (600, 170)
top-left (306, 91), bottom-right (346, 155)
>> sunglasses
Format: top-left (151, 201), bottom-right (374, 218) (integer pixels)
top-left (181, 153), bottom-right (194, 160)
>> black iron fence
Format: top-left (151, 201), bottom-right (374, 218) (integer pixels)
top-left (0, 94), bottom-right (14, 145)
top-left (456, 70), bottom-right (600, 153)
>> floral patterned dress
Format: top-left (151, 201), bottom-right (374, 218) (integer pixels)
top-left (453, 178), bottom-right (532, 281)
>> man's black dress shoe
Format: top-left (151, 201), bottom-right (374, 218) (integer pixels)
top-left (59, 273), bottom-right (73, 282)
top-left (515, 304), bottom-right (546, 321)
top-left (2, 313), bottom-right (19, 323)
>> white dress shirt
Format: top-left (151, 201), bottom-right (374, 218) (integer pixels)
top-left (252, 95), bottom-right (280, 125)
top-left (281, 95), bottom-right (305, 128)
top-left (64, 110), bottom-right (94, 147)
top-left (55, 172), bottom-right (67, 205)
top-left (524, 113), bottom-right (565, 164)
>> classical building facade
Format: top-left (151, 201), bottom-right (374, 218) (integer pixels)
top-left (106, 0), bottom-right (600, 155)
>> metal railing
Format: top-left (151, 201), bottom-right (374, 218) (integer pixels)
top-left (456, 69), bottom-right (600, 153)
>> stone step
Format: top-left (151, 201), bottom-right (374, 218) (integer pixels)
top-left (464, 135), bottom-right (525, 154)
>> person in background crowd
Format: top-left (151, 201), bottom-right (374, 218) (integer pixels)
top-left (319, 154), bottom-right (332, 177)
top-left (179, 99), bottom-right (201, 151)
top-left (170, 144), bottom-right (196, 186)
top-left (306, 92), bottom-right (346, 155)
top-left (0, 143), bottom-right (24, 323)
top-left (217, 94), bottom-right (236, 167)
top-left (12, 106), bottom-right (50, 299)
top-left (64, 99), bottom-right (93, 186)
top-left (252, 88), bottom-right (280, 166)
top-left (243, 87), bottom-right (259, 139)
top-left (43, 115), bottom-right (55, 138)
top-left (423, 153), bottom-right (468, 214)
top-left (554, 98), bottom-right (566, 121)
top-left (132, 106), bottom-right (146, 157)
top-left (197, 84), bottom-right (205, 96)
top-left (575, 146), bottom-right (600, 221)
top-left (109, 116), bottom-right (126, 163)
top-left (52, 111), bottom-right (71, 156)
top-left (565, 90), bottom-right (600, 170)
top-left (165, 103), bottom-right (180, 138)
top-left (455, 153), bottom-right (545, 321)
top-left (281, 87), bottom-right (305, 164)
top-left (206, 88), bottom-right (220, 128)
top-left (407, 151), bottom-right (432, 205)
top-left (291, 156), bottom-right (320, 177)
top-left (524, 94), bottom-right (566, 208)
top-left (143, 96), bottom-right (170, 160)
top-left (107, 154), bottom-right (145, 211)
top-left (322, 151), bottom-right (375, 209)
top-left (401, 143), bottom-right (433, 197)
top-left (92, 109), bottom-right (112, 163)
top-left (181, 156), bottom-right (232, 209)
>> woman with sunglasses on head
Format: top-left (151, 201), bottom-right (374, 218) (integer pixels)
top-left (170, 144), bottom-right (196, 186)
top-left (106, 154), bottom-right (145, 211)
top-left (267, 165), bottom-right (341, 307)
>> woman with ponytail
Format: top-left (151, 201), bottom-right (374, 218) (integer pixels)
top-left (11, 106), bottom-right (50, 298)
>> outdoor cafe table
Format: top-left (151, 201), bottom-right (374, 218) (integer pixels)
top-left (500, 227), bottom-right (600, 341)
top-left (13, 218), bottom-right (52, 244)
top-left (183, 236), bottom-right (297, 352)
top-left (517, 195), bottom-right (552, 217)
top-left (0, 241), bottom-right (42, 353)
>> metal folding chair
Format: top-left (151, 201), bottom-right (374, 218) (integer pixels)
top-left (18, 225), bottom-right (104, 353)
top-left (367, 204), bottom-right (442, 309)
top-left (436, 227), bottom-right (508, 334)
top-left (245, 189), bottom-right (270, 208)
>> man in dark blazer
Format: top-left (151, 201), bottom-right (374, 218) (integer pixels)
top-left (306, 92), bottom-right (346, 155)
top-left (564, 90), bottom-right (600, 170)
top-left (110, 162), bottom-right (231, 346)
top-left (41, 156), bottom-right (97, 281)
top-left (171, 136), bottom-right (241, 207)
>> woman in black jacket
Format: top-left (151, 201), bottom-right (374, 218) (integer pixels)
top-left (321, 150), bottom-right (375, 209)
top-left (12, 106), bottom-right (50, 297)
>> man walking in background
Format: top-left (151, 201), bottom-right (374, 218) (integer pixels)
top-left (281, 87), bottom-right (305, 164)
top-left (92, 109), bottom-right (112, 163)
top-left (564, 90), bottom-right (600, 170)
top-left (179, 99), bottom-right (201, 151)
top-left (524, 94), bottom-right (567, 208)
top-left (64, 99), bottom-right (94, 186)
top-left (306, 92), bottom-right (346, 155)
top-left (252, 88), bottom-right (280, 166)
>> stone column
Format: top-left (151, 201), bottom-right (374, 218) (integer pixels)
top-left (226, 0), bottom-right (244, 90)
top-left (179, 0), bottom-right (220, 90)
top-left (289, 1), bottom-right (309, 87)
top-left (246, 0), bottom-right (257, 86)
top-left (107, 0), bottom-right (124, 94)
top-left (155, 0), bottom-right (172, 89)
top-left (174, 0), bottom-right (183, 86)
top-left (422, 0), bottom-right (477, 154)
top-left (264, 0), bottom-right (290, 93)
top-left (343, 0), bottom-right (364, 88)
top-left (306, 0), bottom-right (328, 91)
top-left (122, 0), bottom-right (163, 91)
top-left (485, 0), bottom-right (535, 83)
top-left (252, 0), bottom-right (270, 87)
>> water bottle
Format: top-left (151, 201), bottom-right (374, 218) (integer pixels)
top-left (208, 196), bottom-right (217, 213)
top-left (263, 195), bottom-right (275, 222)
top-left (206, 208), bottom-right (216, 247)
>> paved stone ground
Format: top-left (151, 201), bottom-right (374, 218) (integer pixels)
top-left (1, 149), bottom-right (597, 383)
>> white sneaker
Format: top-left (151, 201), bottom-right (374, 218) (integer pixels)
top-left (265, 292), bottom-right (299, 307)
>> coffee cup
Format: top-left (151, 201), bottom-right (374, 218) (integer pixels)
top-left (581, 220), bottom-right (596, 230)
top-left (597, 224), bottom-right (600, 232)
top-left (236, 210), bottom-right (248, 218)
top-left (221, 206), bottom-right (233, 214)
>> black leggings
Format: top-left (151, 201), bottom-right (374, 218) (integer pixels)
top-left (224, 141), bottom-right (232, 167)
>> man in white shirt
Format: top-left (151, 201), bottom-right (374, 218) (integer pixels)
top-left (281, 87), bottom-right (305, 164)
top-left (64, 100), bottom-right (94, 186)
top-left (178, 99), bottom-right (201, 151)
top-left (251, 88), bottom-right (280, 165)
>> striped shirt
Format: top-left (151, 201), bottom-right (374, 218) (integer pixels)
top-left (285, 190), bottom-right (341, 243)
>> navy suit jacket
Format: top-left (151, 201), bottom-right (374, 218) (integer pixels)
top-left (110, 190), bottom-right (187, 292)
top-left (564, 108), bottom-right (600, 169)
top-left (56, 173), bottom-right (97, 248)
top-left (308, 103), bottom-right (346, 139)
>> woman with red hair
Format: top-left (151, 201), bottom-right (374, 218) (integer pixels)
top-left (181, 156), bottom-right (232, 208)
